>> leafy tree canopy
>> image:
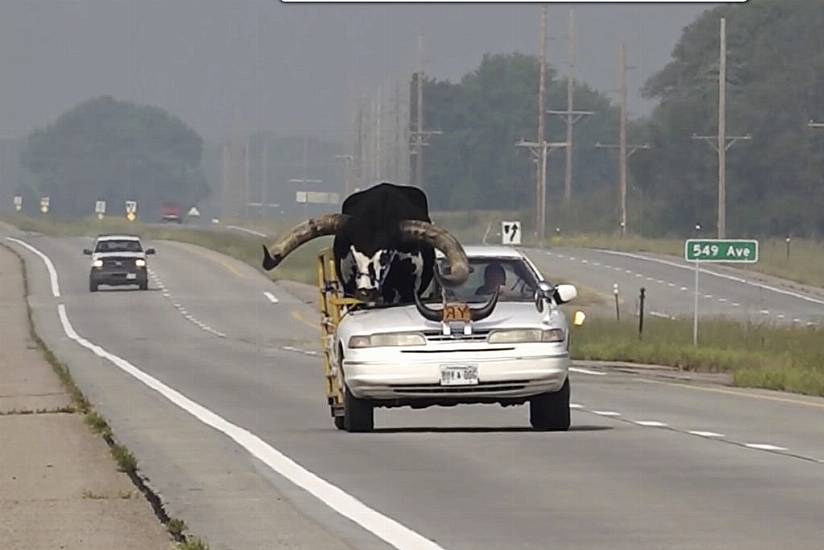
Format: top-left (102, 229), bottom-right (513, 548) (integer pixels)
top-left (21, 96), bottom-right (209, 218)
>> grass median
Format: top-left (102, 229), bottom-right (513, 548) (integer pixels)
top-left (571, 316), bottom-right (824, 397)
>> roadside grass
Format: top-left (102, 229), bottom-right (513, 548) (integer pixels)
top-left (571, 316), bottom-right (824, 397)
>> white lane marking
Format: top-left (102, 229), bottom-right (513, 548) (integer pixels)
top-left (745, 443), bottom-right (787, 451)
top-left (264, 291), bottom-right (279, 304)
top-left (704, 294), bottom-right (713, 299)
top-left (793, 318), bottom-right (802, 323)
top-left (569, 367), bottom-right (606, 376)
top-left (634, 420), bottom-right (668, 427)
top-left (732, 302), bottom-right (740, 307)
top-left (581, 259), bottom-right (588, 264)
top-left (718, 298), bottom-right (727, 303)
top-left (760, 309), bottom-right (770, 315)
top-left (680, 286), bottom-right (688, 291)
top-left (592, 262), bottom-right (600, 266)
top-left (6, 237), bottom-right (60, 297)
top-left (688, 430), bottom-right (724, 438)
top-left (655, 279), bottom-right (664, 284)
top-left (777, 314), bottom-right (785, 320)
top-left (227, 225), bottom-right (268, 238)
top-left (598, 249), bottom-right (824, 306)
top-left (646, 277), bottom-right (654, 281)
top-left (568, 256), bottom-right (576, 261)
top-left (592, 410), bottom-right (621, 417)
top-left (56, 305), bottom-right (440, 550)
top-left (569, 403), bottom-right (584, 409)
top-left (636, 273), bottom-right (643, 278)
top-left (625, 270), bottom-right (633, 274)
top-left (667, 283), bottom-right (675, 287)
top-left (649, 311), bottom-right (673, 319)
top-left (556, 254), bottom-right (565, 259)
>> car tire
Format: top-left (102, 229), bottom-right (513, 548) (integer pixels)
top-left (529, 377), bottom-right (570, 431)
top-left (139, 280), bottom-right (148, 291)
top-left (333, 415), bottom-right (346, 431)
top-left (89, 280), bottom-right (98, 292)
top-left (343, 385), bottom-right (374, 433)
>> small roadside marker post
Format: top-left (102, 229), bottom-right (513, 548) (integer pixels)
top-left (639, 287), bottom-right (646, 339)
top-left (685, 237), bottom-right (759, 346)
top-left (613, 283), bottom-right (620, 321)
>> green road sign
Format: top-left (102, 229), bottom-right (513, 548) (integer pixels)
top-left (685, 239), bottom-right (758, 263)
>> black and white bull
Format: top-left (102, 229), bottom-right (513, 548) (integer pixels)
top-left (261, 183), bottom-right (470, 306)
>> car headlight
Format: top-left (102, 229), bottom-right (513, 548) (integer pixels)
top-left (135, 259), bottom-right (146, 267)
top-left (348, 332), bottom-right (426, 348)
top-left (487, 328), bottom-right (565, 344)
top-left (92, 259), bottom-right (103, 268)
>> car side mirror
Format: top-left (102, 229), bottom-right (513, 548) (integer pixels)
top-left (554, 284), bottom-right (577, 304)
top-left (83, 249), bottom-right (92, 255)
top-left (145, 248), bottom-right (156, 255)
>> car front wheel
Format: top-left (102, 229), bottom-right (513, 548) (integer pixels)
top-left (529, 377), bottom-right (570, 431)
top-left (89, 280), bottom-right (98, 292)
top-left (343, 385), bottom-right (374, 433)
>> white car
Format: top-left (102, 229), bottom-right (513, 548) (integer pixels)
top-left (333, 245), bottom-right (578, 432)
top-left (83, 234), bottom-right (155, 292)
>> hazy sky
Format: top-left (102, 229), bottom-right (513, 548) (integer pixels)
top-left (0, 1), bottom-right (714, 143)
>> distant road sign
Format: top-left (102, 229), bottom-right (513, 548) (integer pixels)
top-left (685, 239), bottom-right (758, 263)
top-left (40, 196), bottom-right (50, 214)
top-left (125, 200), bottom-right (137, 213)
top-left (95, 200), bottom-right (106, 214)
top-left (187, 206), bottom-right (201, 217)
top-left (13, 196), bottom-right (22, 211)
top-left (501, 221), bottom-right (522, 245)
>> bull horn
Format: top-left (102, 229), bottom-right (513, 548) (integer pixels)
top-left (413, 289), bottom-right (443, 322)
top-left (398, 220), bottom-right (469, 286)
top-left (262, 214), bottom-right (349, 271)
top-left (469, 288), bottom-right (499, 322)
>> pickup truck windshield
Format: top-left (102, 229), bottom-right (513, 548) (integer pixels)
top-left (422, 258), bottom-right (542, 304)
top-left (95, 240), bottom-right (143, 253)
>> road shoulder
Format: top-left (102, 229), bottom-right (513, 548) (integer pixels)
top-left (0, 243), bottom-right (173, 550)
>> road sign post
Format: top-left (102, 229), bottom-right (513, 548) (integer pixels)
top-left (685, 239), bottom-right (758, 345)
top-left (13, 196), bottom-right (22, 212)
top-left (95, 200), bottom-right (106, 220)
top-left (40, 196), bottom-right (50, 214)
top-left (125, 200), bottom-right (137, 222)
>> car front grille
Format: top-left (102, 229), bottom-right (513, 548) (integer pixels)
top-left (101, 257), bottom-right (136, 269)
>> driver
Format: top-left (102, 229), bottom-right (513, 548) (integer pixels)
top-left (475, 262), bottom-right (506, 295)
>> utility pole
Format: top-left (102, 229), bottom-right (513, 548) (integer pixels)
top-left (244, 135), bottom-right (251, 219)
top-left (261, 133), bottom-right (268, 218)
top-left (547, 9), bottom-right (593, 203)
top-left (594, 43), bottom-right (649, 236)
top-left (336, 155), bottom-right (354, 195)
top-left (692, 18), bottom-right (750, 239)
top-left (409, 35), bottom-right (442, 190)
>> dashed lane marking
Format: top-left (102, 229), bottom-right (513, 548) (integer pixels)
top-left (592, 410), bottom-right (621, 417)
top-left (688, 431), bottom-right (725, 438)
top-left (264, 291), bottom-right (279, 304)
top-left (634, 421), bottom-right (668, 427)
top-left (745, 443), bottom-right (788, 451)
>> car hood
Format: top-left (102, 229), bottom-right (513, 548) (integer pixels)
top-left (92, 251), bottom-right (146, 260)
top-left (339, 301), bottom-right (564, 335)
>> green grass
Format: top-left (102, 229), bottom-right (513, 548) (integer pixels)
top-left (572, 316), bottom-right (824, 397)
top-left (111, 444), bottom-right (138, 474)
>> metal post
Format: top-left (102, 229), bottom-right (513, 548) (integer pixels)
top-left (718, 17), bottom-right (727, 239)
top-left (613, 283), bottom-right (620, 321)
top-left (415, 34), bottom-right (424, 189)
top-left (786, 236), bottom-right (791, 261)
top-left (693, 259), bottom-right (700, 346)
top-left (639, 287), bottom-right (646, 339)
top-left (619, 43), bottom-right (628, 237)
top-left (565, 9), bottom-right (575, 203)
top-left (537, 6), bottom-right (548, 243)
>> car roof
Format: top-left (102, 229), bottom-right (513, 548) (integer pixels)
top-left (95, 234), bottom-right (141, 241)
top-left (435, 245), bottom-right (524, 259)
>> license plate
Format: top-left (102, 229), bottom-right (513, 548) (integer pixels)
top-left (443, 303), bottom-right (471, 322)
top-left (126, 273), bottom-right (137, 280)
top-left (440, 364), bottom-right (479, 386)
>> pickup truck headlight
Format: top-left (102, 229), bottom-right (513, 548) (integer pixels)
top-left (488, 328), bottom-right (565, 344)
top-left (92, 259), bottom-right (103, 268)
top-left (135, 259), bottom-right (146, 267)
top-left (348, 332), bottom-right (426, 348)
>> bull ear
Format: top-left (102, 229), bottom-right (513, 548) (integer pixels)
top-left (262, 214), bottom-right (349, 271)
top-left (398, 220), bottom-right (469, 286)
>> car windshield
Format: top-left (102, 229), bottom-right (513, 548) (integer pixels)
top-left (95, 240), bottom-right (142, 253)
top-left (421, 257), bottom-right (543, 304)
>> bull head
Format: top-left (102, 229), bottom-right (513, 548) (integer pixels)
top-left (261, 214), bottom-right (470, 287)
top-left (413, 287), bottom-right (500, 323)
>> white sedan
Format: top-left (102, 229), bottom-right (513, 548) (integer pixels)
top-left (333, 246), bottom-right (579, 432)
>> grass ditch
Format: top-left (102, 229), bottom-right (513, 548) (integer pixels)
top-left (571, 316), bottom-right (824, 397)
top-left (1, 241), bottom-right (209, 550)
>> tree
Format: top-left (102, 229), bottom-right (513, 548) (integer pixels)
top-left (21, 96), bottom-right (209, 218)
top-left (421, 53), bottom-right (621, 231)
top-left (636, 0), bottom-right (824, 236)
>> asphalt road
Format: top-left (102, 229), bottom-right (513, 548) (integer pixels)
top-left (528, 247), bottom-right (824, 326)
top-left (5, 228), bottom-right (824, 550)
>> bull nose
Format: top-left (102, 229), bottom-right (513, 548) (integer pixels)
top-left (355, 289), bottom-right (379, 301)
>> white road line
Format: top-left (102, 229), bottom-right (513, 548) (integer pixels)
top-left (569, 403), bottom-right (584, 409)
top-left (793, 318), bottom-right (802, 323)
top-left (649, 311), bottom-right (672, 319)
top-left (760, 309), bottom-right (770, 315)
top-left (55, 304), bottom-right (438, 550)
top-left (625, 270), bottom-right (633, 274)
top-left (635, 273), bottom-right (643, 278)
top-left (688, 430), bottom-right (724, 438)
top-left (598, 249), bottom-right (824, 306)
top-left (592, 410), bottom-right (621, 417)
top-left (646, 277), bottom-right (654, 281)
top-left (656, 279), bottom-right (664, 284)
top-left (704, 294), bottom-right (713, 299)
top-left (592, 262), bottom-right (600, 266)
top-left (569, 367), bottom-right (606, 376)
top-left (581, 259), bottom-right (588, 264)
top-left (732, 302), bottom-right (740, 307)
top-left (634, 421), bottom-right (668, 427)
top-left (263, 291), bottom-right (279, 304)
top-left (226, 225), bottom-right (268, 238)
top-left (745, 443), bottom-right (788, 452)
top-left (777, 314), bottom-right (785, 320)
top-left (568, 256), bottom-right (576, 261)
top-left (680, 286), bottom-right (688, 291)
top-left (718, 298), bottom-right (727, 303)
top-left (6, 237), bottom-right (60, 297)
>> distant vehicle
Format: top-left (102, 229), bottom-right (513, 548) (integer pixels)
top-left (83, 235), bottom-right (155, 292)
top-left (161, 203), bottom-right (183, 224)
top-left (323, 245), bottom-right (580, 432)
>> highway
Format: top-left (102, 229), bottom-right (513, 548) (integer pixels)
top-left (529, 247), bottom-right (824, 326)
top-left (5, 227), bottom-right (824, 550)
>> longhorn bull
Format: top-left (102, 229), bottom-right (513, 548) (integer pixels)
top-left (261, 183), bottom-right (496, 320)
